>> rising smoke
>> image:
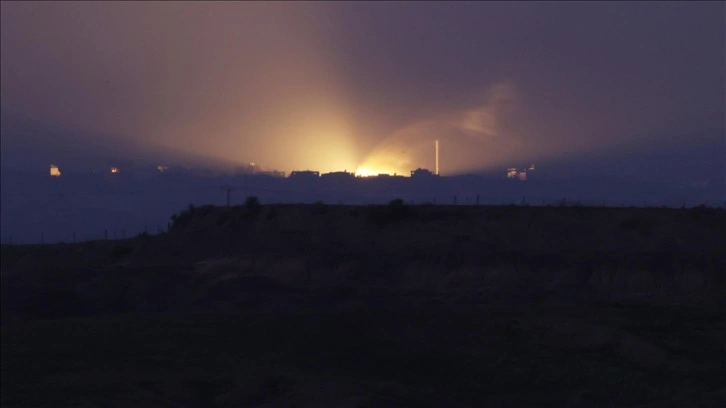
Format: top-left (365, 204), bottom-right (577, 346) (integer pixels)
top-left (356, 82), bottom-right (524, 176)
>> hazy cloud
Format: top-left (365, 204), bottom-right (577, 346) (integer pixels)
top-left (1, 1), bottom-right (723, 176)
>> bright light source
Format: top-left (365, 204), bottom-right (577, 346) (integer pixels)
top-left (50, 164), bottom-right (62, 177)
top-left (110, 166), bottom-right (120, 174)
top-left (355, 167), bottom-right (378, 177)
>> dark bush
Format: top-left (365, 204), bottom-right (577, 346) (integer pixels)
top-left (311, 201), bottom-right (327, 215)
top-left (111, 245), bottom-right (133, 258)
top-left (244, 196), bottom-right (262, 218)
top-left (618, 217), bottom-right (653, 238)
top-left (266, 206), bottom-right (278, 222)
top-left (366, 198), bottom-right (415, 224)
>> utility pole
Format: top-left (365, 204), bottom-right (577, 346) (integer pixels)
top-left (221, 185), bottom-right (235, 207)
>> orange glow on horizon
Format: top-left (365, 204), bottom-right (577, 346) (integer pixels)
top-left (355, 166), bottom-right (403, 177)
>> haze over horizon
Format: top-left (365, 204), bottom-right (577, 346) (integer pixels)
top-left (1, 1), bottom-right (723, 179)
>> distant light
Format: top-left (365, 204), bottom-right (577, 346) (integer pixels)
top-left (355, 167), bottom-right (377, 177)
top-left (50, 164), bottom-right (62, 177)
top-left (518, 172), bottom-right (527, 181)
top-left (157, 165), bottom-right (169, 173)
top-left (110, 166), bottom-right (120, 174)
top-left (506, 168), bottom-right (518, 179)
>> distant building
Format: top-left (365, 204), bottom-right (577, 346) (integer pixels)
top-left (506, 168), bottom-right (518, 179)
top-left (518, 172), bottom-right (527, 181)
top-left (257, 170), bottom-right (286, 178)
top-left (289, 170), bottom-right (320, 181)
top-left (410, 168), bottom-right (437, 179)
top-left (321, 171), bottom-right (355, 181)
top-left (50, 164), bottom-right (62, 177)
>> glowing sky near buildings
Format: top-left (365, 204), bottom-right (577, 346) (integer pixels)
top-left (1, 2), bottom-right (723, 177)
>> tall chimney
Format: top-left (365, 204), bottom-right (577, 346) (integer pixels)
top-left (435, 139), bottom-right (439, 176)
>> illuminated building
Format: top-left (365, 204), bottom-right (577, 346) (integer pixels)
top-left (410, 168), bottom-right (437, 178)
top-left (321, 171), bottom-right (355, 181)
top-left (507, 168), bottom-right (518, 179)
top-left (50, 164), bottom-right (62, 177)
top-left (289, 170), bottom-right (320, 181)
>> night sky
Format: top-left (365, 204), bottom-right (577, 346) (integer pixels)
top-left (1, 1), bottom-right (724, 178)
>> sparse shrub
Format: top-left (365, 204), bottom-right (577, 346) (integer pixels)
top-left (367, 198), bottom-right (415, 224)
top-left (167, 204), bottom-right (217, 231)
top-left (111, 245), bottom-right (133, 258)
top-left (311, 201), bottom-right (327, 215)
top-left (266, 206), bottom-right (278, 222)
top-left (689, 204), bottom-right (712, 220)
top-left (619, 217), bottom-right (653, 238)
top-left (244, 196), bottom-right (262, 218)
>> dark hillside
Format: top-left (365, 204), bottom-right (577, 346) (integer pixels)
top-left (2, 204), bottom-right (724, 407)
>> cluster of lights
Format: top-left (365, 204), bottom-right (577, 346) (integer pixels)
top-left (507, 164), bottom-right (535, 181)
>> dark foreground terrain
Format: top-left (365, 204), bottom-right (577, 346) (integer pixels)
top-left (2, 203), bottom-right (725, 407)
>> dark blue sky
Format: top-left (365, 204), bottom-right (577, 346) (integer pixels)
top-left (1, 1), bottom-right (724, 178)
